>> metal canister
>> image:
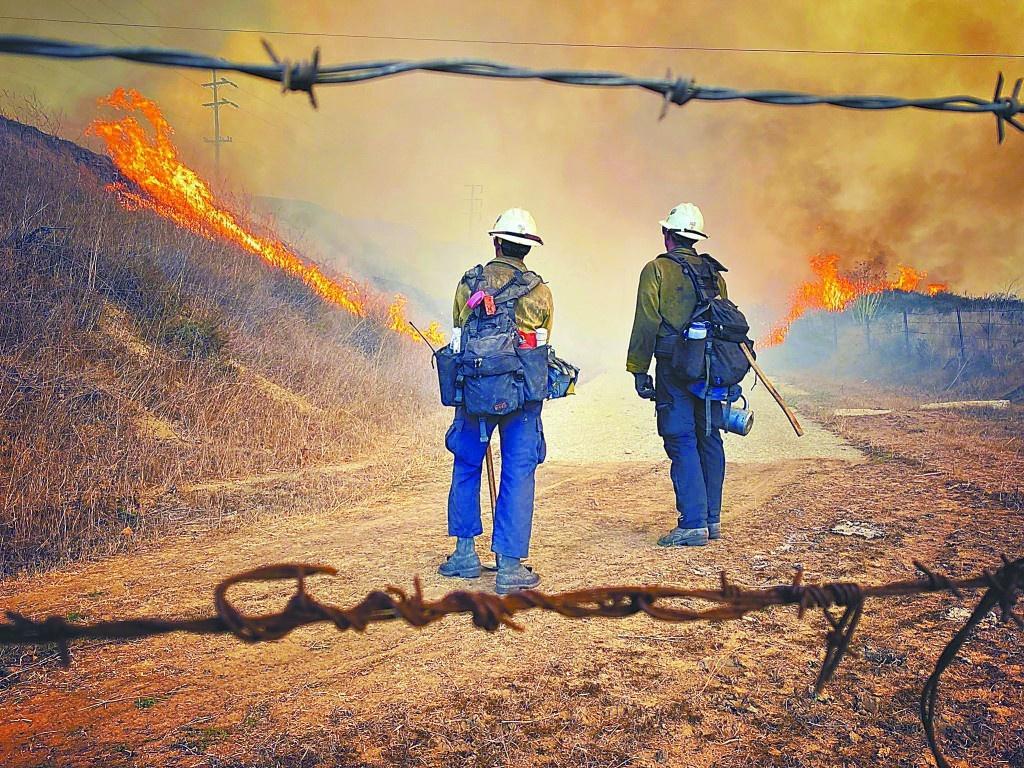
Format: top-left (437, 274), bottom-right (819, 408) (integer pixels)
top-left (723, 407), bottom-right (754, 436)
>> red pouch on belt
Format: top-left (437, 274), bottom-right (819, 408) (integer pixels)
top-left (518, 330), bottom-right (538, 349)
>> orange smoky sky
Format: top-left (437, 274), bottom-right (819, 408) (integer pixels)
top-left (1, 0), bottom-right (1022, 371)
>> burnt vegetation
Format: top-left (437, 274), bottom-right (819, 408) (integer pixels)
top-left (0, 112), bottom-right (435, 575)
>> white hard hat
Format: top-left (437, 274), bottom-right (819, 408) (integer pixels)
top-left (660, 202), bottom-right (708, 239)
top-left (488, 207), bottom-right (544, 247)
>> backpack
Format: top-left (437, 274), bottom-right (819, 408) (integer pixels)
top-left (661, 251), bottom-right (754, 388)
top-left (435, 265), bottom-right (551, 436)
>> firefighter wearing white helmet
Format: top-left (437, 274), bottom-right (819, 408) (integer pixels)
top-left (439, 207), bottom-right (553, 595)
top-left (627, 202), bottom-right (730, 548)
top-left (659, 202), bottom-right (708, 240)
top-left (488, 207), bottom-right (545, 247)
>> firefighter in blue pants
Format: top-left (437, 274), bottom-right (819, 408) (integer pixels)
top-left (445, 402), bottom-right (545, 569)
top-left (627, 203), bottom-right (728, 546)
top-left (439, 208), bottom-right (553, 594)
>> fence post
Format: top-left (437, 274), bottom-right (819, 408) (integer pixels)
top-left (956, 308), bottom-right (965, 363)
top-left (903, 309), bottom-right (911, 356)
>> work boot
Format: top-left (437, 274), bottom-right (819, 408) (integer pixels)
top-left (438, 537), bottom-right (482, 579)
top-left (708, 523), bottom-right (722, 540)
top-left (657, 527), bottom-right (710, 547)
top-left (495, 554), bottom-right (541, 595)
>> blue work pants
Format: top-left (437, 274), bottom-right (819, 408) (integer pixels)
top-left (654, 358), bottom-right (725, 529)
top-left (446, 402), bottom-right (546, 558)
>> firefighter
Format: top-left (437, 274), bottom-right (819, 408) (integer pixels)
top-left (439, 208), bottom-right (553, 594)
top-left (626, 203), bottom-right (727, 546)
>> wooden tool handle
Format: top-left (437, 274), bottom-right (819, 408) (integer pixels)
top-left (741, 344), bottom-right (804, 437)
top-left (484, 444), bottom-right (497, 516)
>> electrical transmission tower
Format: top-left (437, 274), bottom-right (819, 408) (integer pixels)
top-left (464, 184), bottom-right (483, 241)
top-left (202, 68), bottom-right (238, 179)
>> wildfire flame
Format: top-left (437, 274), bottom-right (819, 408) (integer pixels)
top-left (763, 254), bottom-right (949, 347)
top-left (88, 88), bottom-right (445, 347)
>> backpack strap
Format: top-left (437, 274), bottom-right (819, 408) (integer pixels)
top-left (461, 264), bottom-right (486, 292)
top-left (659, 252), bottom-right (713, 316)
top-left (493, 270), bottom-right (542, 303)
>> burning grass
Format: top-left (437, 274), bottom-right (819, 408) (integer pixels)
top-left (763, 254), bottom-right (949, 348)
top-left (88, 88), bottom-right (444, 346)
top-left (0, 108), bottom-right (441, 575)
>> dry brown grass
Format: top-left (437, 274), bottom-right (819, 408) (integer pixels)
top-left (0, 113), bottom-right (438, 575)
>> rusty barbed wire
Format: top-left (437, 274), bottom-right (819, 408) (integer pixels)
top-left (1, 556), bottom-right (1020, 767)
top-left (0, 34), bottom-right (1022, 140)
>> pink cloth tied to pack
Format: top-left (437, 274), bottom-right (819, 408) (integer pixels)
top-left (466, 290), bottom-right (487, 309)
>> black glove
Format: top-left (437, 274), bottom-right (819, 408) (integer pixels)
top-left (633, 372), bottom-right (656, 401)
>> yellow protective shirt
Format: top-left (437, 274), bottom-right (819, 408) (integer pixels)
top-left (626, 246), bottom-right (728, 374)
top-left (453, 256), bottom-right (554, 338)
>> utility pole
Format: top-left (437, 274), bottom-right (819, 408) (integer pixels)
top-left (464, 184), bottom-right (484, 241)
top-left (202, 68), bottom-right (238, 181)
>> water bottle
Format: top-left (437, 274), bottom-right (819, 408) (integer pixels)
top-left (687, 321), bottom-right (709, 340)
top-left (451, 327), bottom-right (462, 354)
top-left (536, 327), bottom-right (549, 347)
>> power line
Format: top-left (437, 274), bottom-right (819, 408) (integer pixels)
top-left (1, 14), bottom-right (1023, 60)
top-left (13, 7), bottom-right (326, 154)
top-left (58, 0), bottom-right (201, 91)
top-left (71, 3), bottom-right (330, 151)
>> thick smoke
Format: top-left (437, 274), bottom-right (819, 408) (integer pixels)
top-left (3, 1), bottom-right (1022, 372)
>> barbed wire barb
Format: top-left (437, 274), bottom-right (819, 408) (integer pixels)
top-left (260, 38), bottom-right (320, 108)
top-left (0, 34), bottom-right (1022, 141)
top-left (992, 71), bottom-right (1024, 143)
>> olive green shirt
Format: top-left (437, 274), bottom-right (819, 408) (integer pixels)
top-left (453, 256), bottom-right (554, 337)
top-left (626, 247), bottom-right (728, 374)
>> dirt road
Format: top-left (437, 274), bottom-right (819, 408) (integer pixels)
top-left (1, 379), bottom-right (1021, 767)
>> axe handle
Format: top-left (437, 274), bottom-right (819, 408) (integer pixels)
top-left (741, 344), bottom-right (804, 437)
top-left (484, 444), bottom-right (497, 516)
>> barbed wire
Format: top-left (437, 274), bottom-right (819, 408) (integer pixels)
top-left (1, 556), bottom-right (1021, 767)
top-left (0, 34), bottom-right (1022, 139)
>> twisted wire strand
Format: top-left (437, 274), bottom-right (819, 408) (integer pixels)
top-left (2, 556), bottom-right (1020, 767)
top-left (0, 34), bottom-right (1021, 139)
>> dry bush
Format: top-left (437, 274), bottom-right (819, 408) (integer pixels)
top-left (0, 116), bottom-right (438, 574)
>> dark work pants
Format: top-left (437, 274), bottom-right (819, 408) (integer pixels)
top-left (654, 358), bottom-right (725, 529)
top-left (445, 402), bottom-right (546, 558)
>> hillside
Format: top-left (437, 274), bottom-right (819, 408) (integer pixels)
top-left (0, 115), bottom-right (440, 575)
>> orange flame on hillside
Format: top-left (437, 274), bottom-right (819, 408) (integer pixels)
top-left (763, 254), bottom-right (949, 347)
top-left (87, 88), bottom-right (445, 346)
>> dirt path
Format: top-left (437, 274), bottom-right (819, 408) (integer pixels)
top-left (2, 384), bottom-right (1022, 767)
top-left (541, 372), bottom-right (859, 464)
